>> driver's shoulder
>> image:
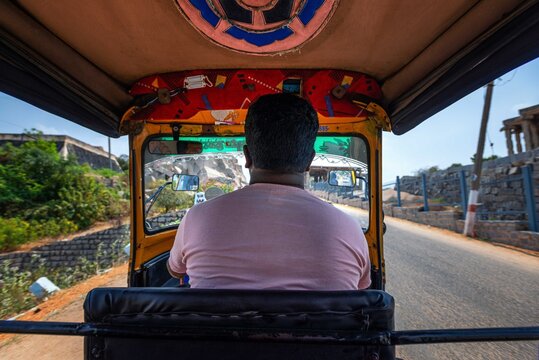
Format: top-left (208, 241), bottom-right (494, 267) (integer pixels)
top-left (188, 189), bottom-right (240, 214)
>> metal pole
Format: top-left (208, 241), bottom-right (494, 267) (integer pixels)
top-left (396, 176), bottom-right (402, 207)
top-left (421, 173), bottom-right (429, 212)
top-left (389, 326), bottom-right (539, 345)
top-left (522, 165), bottom-right (538, 232)
top-left (1, 320), bottom-right (538, 345)
top-left (464, 81), bottom-right (494, 236)
top-left (459, 170), bottom-right (468, 215)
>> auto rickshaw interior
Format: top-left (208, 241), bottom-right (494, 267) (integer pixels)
top-left (1, 1), bottom-right (538, 359)
top-left (126, 69), bottom-right (386, 290)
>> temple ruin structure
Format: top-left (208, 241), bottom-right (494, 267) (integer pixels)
top-left (500, 104), bottom-right (539, 155)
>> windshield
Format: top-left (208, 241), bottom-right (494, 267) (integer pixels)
top-left (143, 135), bottom-right (369, 233)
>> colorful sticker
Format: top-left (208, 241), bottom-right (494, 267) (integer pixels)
top-left (211, 110), bottom-right (241, 125)
top-left (318, 125), bottom-right (330, 132)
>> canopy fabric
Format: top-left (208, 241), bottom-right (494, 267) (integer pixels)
top-left (1, 0), bottom-right (538, 136)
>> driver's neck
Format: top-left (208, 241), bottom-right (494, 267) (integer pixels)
top-left (249, 168), bottom-right (305, 189)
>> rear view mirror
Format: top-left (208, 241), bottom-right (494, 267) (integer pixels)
top-left (171, 174), bottom-right (199, 191)
top-left (328, 170), bottom-right (355, 188)
top-left (148, 140), bottom-right (203, 155)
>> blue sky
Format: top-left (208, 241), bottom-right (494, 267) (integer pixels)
top-left (382, 57), bottom-right (539, 182)
top-left (1, 57), bottom-right (538, 182)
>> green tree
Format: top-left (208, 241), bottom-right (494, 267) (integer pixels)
top-left (414, 165), bottom-right (440, 175)
top-left (117, 154), bottom-right (129, 172)
top-left (446, 163), bottom-right (463, 170)
top-left (154, 188), bottom-right (193, 213)
top-left (470, 154), bottom-right (498, 163)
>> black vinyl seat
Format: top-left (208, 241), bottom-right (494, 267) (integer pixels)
top-left (84, 288), bottom-right (395, 360)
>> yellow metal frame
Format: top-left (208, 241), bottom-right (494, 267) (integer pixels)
top-left (127, 117), bottom-right (385, 284)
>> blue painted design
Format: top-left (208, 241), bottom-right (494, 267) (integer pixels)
top-left (202, 94), bottom-right (213, 110)
top-left (226, 26), bottom-right (293, 47)
top-left (324, 95), bottom-right (334, 117)
top-left (298, 0), bottom-right (325, 25)
top-left (189, 0), bottom-right (220, 27)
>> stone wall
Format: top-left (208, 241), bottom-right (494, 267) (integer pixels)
top-left (65, 143), bottom-right (121, 171)
top-left (390, 207), bottom-right (461, 231)
top-left (398, 148), bottom-right (539, 222)
top-left (455, 220), bottom-right (538, 251)
top-left (0, 225), bottom-right (130, 271)
top-left (146, 210), bottom-right (187, 230)
top-left (312, 189), bottom-right (538, 251)
top-left (0, 133), bottom-right (121, 171)
top-left (383, 205), bottom-right (537, 251)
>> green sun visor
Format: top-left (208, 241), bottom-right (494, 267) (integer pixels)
top-left (153, 136), bottom-right (361, 156)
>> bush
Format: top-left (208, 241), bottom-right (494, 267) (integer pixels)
top-left (0, 218), bottom-right (31, 251)
top-left (0, 132), bottom-right (129, 251)
top-left (0, 236), bottom-right (129, 319)
top-left (0, 262), bottom-right (36, 318)
top-left (0, 217), bottom-right (81, 251)
top-left (30, 218), bottom-right (78, 239)
top-left (153, 188), bottom-right (193, 214)
top-left (94, 168), bottom-right (121, 178)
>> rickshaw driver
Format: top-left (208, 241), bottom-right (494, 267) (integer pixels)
top-left (167, 94), bottom-right (371, 290)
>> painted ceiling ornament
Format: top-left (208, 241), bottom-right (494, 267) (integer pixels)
top-left (175, 0), bottom-right (340, 54)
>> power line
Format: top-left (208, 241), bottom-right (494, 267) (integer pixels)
top-left (486, 130), bottom-right (494, 156)
top-left (0, 118), bottom-right (27, 131)
top-left (496, 69), bottom-right (518, 87)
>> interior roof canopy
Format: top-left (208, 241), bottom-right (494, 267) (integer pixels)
top-left (0, 0), bottom-right (538, 137)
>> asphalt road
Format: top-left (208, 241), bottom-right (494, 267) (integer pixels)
top-left (338, 205), bottom-right (539, 360)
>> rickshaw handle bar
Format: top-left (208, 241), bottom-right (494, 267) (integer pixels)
top-left (0, 320), bottom-right (538, 345)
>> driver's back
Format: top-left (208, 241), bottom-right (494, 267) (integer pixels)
top-left (168, 182), bottom-right (371, 290)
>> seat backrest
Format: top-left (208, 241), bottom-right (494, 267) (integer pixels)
top-left (84, 288), bottom-right (395, 360)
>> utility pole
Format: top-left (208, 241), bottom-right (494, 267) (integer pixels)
top-left (108, 137), bottom-right (112, 170)
top-left (463, 81), bottom-right (494, 236)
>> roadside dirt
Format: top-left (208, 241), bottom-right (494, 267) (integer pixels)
top-left (0, 263), bottom-right (128, 360)
top-left (382, 188), bottom-right (422, 203)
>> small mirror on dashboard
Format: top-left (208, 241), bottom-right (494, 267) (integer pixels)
top-left (171, 174), bottom-right (199, 191)
top-left (148, 140), bottom-right (203, 155)
top-left (328, 170), bottom-right (355, 188)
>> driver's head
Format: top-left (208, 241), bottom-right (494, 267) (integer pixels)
top-left (244, 94), bottom-right (318, 173)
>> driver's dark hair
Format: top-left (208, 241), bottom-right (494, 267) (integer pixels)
top-left (245, 93), bottom-right (318, 172)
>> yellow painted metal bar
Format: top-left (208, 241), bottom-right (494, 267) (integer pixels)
top-left (129, 119), bottom-right (384, 281)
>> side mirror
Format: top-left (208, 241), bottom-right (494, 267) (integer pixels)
top-left (356, 176), bottom-right (369, 200)
top-left (148, 140), bottom-right (203, 155)
top-left (171, 174), bottom-right (199, 191)
top-left (328, 170), bottom-right (355, 188)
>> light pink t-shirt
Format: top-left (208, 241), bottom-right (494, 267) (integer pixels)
top-left (168, 183), bottom-right (371, 290)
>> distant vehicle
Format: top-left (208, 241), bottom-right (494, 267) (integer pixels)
top-left (194, 192), bottom-right (206, 205)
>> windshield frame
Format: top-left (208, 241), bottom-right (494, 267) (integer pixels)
top-left (141, 132), bottom-right (371, 235)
